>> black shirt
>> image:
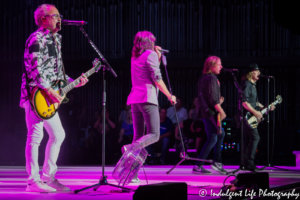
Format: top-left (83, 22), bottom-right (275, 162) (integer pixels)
top-left (197, 74), bottom-right (220, 119)
top-left (241, 80), bottom-right (257, 109)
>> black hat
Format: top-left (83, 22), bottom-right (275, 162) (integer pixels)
top-left (244, 63), bottom-right (259, 74)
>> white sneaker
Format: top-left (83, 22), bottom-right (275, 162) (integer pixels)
top-left (26, 181), bottom-right (56, 192)
top-left (46, 179), bottom-right (71, 191)
top-left (131, 178), bottom-right (140, 183)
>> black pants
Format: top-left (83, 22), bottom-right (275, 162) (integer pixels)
top-left (243, 125), bottom-right (260, 166)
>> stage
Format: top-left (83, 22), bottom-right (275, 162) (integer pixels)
top-left (0, 165), bottom-right (300, 200)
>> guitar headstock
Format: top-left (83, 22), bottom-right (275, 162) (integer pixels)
top-left (92, 58), bottom-right (101, 72)
top-left (276, 95), bottom-right (282, 104)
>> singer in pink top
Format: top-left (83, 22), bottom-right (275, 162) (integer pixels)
top-left (122, 31), bottom-right (176, 182)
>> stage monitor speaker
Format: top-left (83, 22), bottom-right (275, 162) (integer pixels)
top-left (133, 182), bottom-right (187, 200)
top-left (235, 172), bottom-right (269, 190)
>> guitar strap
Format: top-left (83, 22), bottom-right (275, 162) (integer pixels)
top-left (62, 61), bottom-right (67, 82)
top-left (53, 35), bottom-right (67, 82)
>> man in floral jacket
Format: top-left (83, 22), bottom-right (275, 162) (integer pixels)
top-left (20, 4), bottom-right (88, 192)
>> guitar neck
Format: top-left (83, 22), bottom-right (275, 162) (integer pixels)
top-left (261, 101), bottom-right (278, 115)
top-left (62, 67), bottom-right (96, 94)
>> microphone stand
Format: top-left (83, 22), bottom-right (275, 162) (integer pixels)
top-left (161, 53), bottom-right (212, 175)
top-left (74, 26), bottom-right (132, 194)
top-left (264, 78), bottom-right (288, 171)
top-left (227, 71), bottom-right (248, 174)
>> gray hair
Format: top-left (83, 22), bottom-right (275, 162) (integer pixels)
top-left (34, 4), bottom-right (56, 26)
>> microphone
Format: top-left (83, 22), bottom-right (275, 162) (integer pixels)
top-left (222, 68), bottom-right (239, 73)
top-left (158, 49), bottom-right (169, 53)
top-left (62, 19), bottom-right (87, 26)
top-left (259, 74), bottom-right (274, 79)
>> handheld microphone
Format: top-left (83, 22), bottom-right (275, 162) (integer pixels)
top-left (259, 74), bottom-right (274, 79)
top-left (158, 49), bottom-right (169, 53)
top-left (62, 19), bottom-right (87, 26)
top-left (222, 68), bottom-right (239, 73)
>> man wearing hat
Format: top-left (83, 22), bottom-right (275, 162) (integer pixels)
top-left (240, 63), bottom-right (275, 171)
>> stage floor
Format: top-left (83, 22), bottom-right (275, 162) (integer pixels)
top-left (0, 165), bottom-right (300, 200)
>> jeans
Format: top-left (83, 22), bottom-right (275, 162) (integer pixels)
top-left (131, 103), bottom-right (160, 148)
top-left (24, 101), bottom-right (65, 184)
top-left (196, 116), bottom-right (225, 166)
top-left (146, 137), bottom-right (170, 161)
top-left (243, 126), bottom-right (260, 166)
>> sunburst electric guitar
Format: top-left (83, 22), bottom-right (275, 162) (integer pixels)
top-left (30, 59), bottom-right (101, 120)
top-left (216, 113), bottom-right (222, 134)
top-left (245, 95), bottom-right (282, 129)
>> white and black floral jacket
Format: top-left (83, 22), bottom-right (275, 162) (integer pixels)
top-left (20, 27), bottom-right (73, 107)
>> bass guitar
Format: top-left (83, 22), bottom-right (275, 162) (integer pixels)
top-left (245, 95), bottom-right (282, 129)
top-left (30, 58), bottom-right (101, 120)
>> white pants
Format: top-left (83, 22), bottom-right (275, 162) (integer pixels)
top-left (24, 101), bottom-right (65, 184)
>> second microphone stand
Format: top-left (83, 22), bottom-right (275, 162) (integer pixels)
top-left (74, 26), bottom-right (133, 194)
top-left (228, 71), bottom-right (248, 174)
top-left (160, 53), bottom-right (212, 175)
top-left (263, 77), bottom-right (287, 171)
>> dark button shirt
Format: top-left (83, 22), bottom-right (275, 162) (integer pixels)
top-left (197, 74), bottom-right (220, 118)
top-left (241, 80), bottom-right (257, 109)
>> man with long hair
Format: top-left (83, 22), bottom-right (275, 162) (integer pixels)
top-left (123, 31), bottom-right (176, 182)
top-left (194, 56), bottom-right (227, 174)
top-left (20, 4), bottom-right (88, 192)
top-left (240, 63), bottom-right (275, 171)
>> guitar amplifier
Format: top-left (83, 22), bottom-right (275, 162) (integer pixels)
top-left (221, 118), bottom-right (238, 151)
top-left (221, 118), bottom-right (240, 163)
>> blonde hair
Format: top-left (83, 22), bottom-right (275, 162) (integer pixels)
top-left (241, 71), bottom-right (253, 81)
top-left (203, 56), bottom-right (220, 74)
top-left (34, 4), bottom-right (56, 26)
